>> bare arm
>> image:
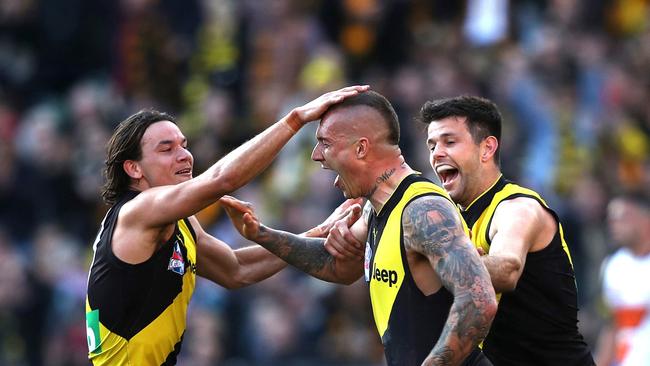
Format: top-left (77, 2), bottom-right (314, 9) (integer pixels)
top-left (220, 195), bottom-right (367, 285)
top-left (126, 86), bottom-right (370, 228)
top-left (403, 196), bottom-right (497, 366)
top-left (484, 197), bottom-right (555, 292)
top-left (189, 216), bottom-right (287, 289)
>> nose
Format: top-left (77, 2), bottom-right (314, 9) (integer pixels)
top-left (178, 147), bottom-right (192, 162)
top-left (311, 144), bottom-right (323, 162)
top-left (431, 144), bottom-right (446, 163)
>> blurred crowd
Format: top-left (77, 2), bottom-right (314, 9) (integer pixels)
top-left (1, 0), bottom-right (649, 365)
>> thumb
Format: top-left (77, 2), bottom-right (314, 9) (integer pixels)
top-left (243, 212), bottom-right (256, 226)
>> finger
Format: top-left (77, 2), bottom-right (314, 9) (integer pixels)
top-left (337, 221), bottom-right (364, 254)
top-left (325, 236), bottom-right (356, 259)
top-left (328, 228), bottom-right (358, 258)
top-left (218, 196), bottom-right (234, 206)
top-left (338, 85), bottom-right (370, 93)
top-left (324, 240), bottom-right (346, 259)
top-left (343, 205), bottom-right (362, 227)
top-left (339, 198), bottom-right (363, 211)
top-left (330, 223), bottom-right (364, 258)
top-left (224, 198), bottom-right (253, 214)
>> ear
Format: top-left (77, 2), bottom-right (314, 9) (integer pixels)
top-left (356, 138), bottom-right (369, 159)
top-left (123, 160), bottom-right (143, 179)
top-left (480, 136), bottom-right (499, 162)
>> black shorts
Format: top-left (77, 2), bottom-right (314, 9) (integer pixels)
top-left (463, 348), bottom-right (493, 366)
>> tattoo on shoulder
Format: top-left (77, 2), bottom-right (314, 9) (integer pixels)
top-left (403, 195), bottom-right (495, 356)
top-left (402, 195), bottom-right (483, 288)
top-left (403, 196), bottom-right (462, 254)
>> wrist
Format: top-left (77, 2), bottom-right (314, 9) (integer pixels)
top-left (284, 110), bottom-right (302, 133)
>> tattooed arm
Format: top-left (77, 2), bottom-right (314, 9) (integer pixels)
top-left (403, 195), bottom-right (497, 366)
top-left (220, 195), bottom-right (368, 285)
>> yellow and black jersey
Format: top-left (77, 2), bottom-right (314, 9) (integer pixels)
top-left (462, 176), bottom-right (594, 365)
top-left (365, 174), bottom-right (483, 365)
top-left (85, 191), bottom-right (197, 365)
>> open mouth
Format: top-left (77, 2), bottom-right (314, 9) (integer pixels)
top-left (436, 164), bottom-right (458, 187)
top-left (175, 168), bottom-right (192, 175)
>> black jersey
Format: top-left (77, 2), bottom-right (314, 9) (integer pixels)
top-left (462, 176), bottom-right (594, 365)
top-left (85, 191), bottom-right (197, 365)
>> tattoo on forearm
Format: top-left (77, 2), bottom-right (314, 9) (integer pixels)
top-left (426, 346), bottom-right (454, 366)
top-left (403, 196), bottom-right (495, 364)
top-left (257, 226), bottom-right (336, 279)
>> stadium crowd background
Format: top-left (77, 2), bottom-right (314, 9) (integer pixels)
top-left (0, 0), bottom-right (649, 365)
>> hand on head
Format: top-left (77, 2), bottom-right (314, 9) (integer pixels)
top-left (291, 85), bottom-right (370, 129)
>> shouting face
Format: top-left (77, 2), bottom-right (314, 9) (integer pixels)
top-left (426, 116), bottom-right (484, 207)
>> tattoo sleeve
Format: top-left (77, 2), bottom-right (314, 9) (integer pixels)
top-left (256, 225), bottom-right (357, 284)
top-left (402, 195), bottom-right (496, 366)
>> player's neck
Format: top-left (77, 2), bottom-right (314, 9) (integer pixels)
top-left (461, 168), bottom-right (502, 210)
top-left (368, 159), bottom-right (415, 214)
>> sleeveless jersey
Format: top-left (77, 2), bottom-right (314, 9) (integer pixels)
top-left (461, 176), bottom-right (593, 365)
top-left (85, 191), bottom-right (197, 365)
top-left (365, 174), bottom-right (481, 365)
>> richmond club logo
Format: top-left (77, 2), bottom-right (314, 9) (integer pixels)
top-left (168, 239), bottom-right (185, 275)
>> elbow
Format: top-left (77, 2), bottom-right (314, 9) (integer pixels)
top-left (209, 269), bottom-right (254, 290)
top-left (485, 294), bottom-right (498, 321)
top-left (496, 274), bottom-right (519, 293)
top-left (209, 166), bottom-right (239, 195)
top-left (220, 276), bottom-right (253, 290)
top-left (494, 258), bottom-right (522, 293)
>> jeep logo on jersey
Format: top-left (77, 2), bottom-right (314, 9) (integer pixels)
top-left (168, 241), bottom-right (185, 275)
top-left (372, 262), bottom-right (398, 287)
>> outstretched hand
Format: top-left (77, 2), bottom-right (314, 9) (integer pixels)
top-left (292, 85), bottom-right (370, 127)
top-left (324, 205), bottom-right (365, 260)
top-left (304, 198), bottom-right (364, 238)
top-left (219, 195), bottom-right (261, 241)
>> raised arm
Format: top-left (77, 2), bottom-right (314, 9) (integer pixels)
top-left (220, 195), bottom-right (367, 285)
top-left (127, 86), bottom-right (370, 228)
top-left (402, 195), bottom-right (497, 366)
top-left (483, 197), bottom-right (556, 292)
